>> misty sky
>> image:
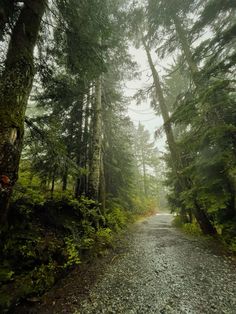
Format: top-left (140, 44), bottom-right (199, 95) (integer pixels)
top-left (125, 46), bottom-right (166, 152)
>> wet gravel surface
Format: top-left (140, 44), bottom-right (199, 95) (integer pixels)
top-left (16, 214), bottom-right (236, 314)
top-left (76, 214), bottom-right (236, 314)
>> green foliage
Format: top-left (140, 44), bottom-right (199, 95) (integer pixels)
top-left (11, 187), bottom-right (45, 216)
top-left (32, 263), bottom-right (56, 293)
top-left (3, 0), bottom-right (236, 310)
top-left (0, 191), bottom-right (141, 311)
top-left (106, 206), bottom-right (129, 232)
top-left (0, 269), bottom-right (14, 284)
top-left (96, 228), bottom-right (113, 247)
top-left (181, 223), bottom-right (202, 236)
top-left (173, 216), bottom-right (202, 236)
top-left (64, 237), bottom-right (81, 268)
top-left (1, 0), bottom-right (162, 311)
top-left (220, 221), bottom-right (236, 254)
top-left (151, 0), bottom-right (236, 237)
top-left (130, 196), bottom-right (157, 215)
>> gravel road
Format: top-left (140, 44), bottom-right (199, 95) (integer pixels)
top-left (76, 214), bottom-right (236, 314)
top-left (17, 213), bottom-right (236, 314)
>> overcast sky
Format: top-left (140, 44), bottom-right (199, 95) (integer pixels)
top-left (124, 46), bottom-right (166, 152)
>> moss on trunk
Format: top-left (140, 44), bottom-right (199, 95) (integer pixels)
top-left (0, 0), bottom-right (47, 225)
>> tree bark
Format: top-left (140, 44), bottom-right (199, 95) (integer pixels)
top-left (74, 94), bottom-right (85, 198)
top-left (83, 91), bottom-right (91, 195)
top-left (0, 0), bottom-right (47, 225)
top-left (76, 89), bottom-right (91, 196)
top-left (88, 76), bottom-right (102, 201)
top-left (99, 151), bottom-right (106, 212)
top-left (193, 201), bottom-right (217, 235)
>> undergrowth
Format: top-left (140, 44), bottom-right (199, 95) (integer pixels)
top-left (172, 215), bottom-right (202, 236)
top-left (173, 215), bottom-right (236, 254)
top-left (0, 193), bottom-right (141, 312)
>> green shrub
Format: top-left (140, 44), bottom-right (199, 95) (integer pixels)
top-left (96, 228), bottom-right (113, 246)
top-left (80, 237), bottom-right (95, 250)
top-left (182, 222), bottom-right (202, 236)
top-left (32, 263), bottom-right (56, 293)
top-left (64, 237), bottom-right (81, 268)
top-left (130, 196), bottom-right (157, 215)
top-left (173, 215), bottom-right (202, 236)
top-left (106, 207), bottom-right (128, 232)
top-left (12, 185), bottom-right (45, 205)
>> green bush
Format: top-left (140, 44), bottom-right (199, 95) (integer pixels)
top-left (106, 207), bottom-right (128, 232)
top-left (173, 215), bottom-right (202, 236)
top-left (182, 222), bottom-right (202, 236)
top-left (96, 228), bottom-right (113, 246)
top-left (64, 237), bottom-right (81, 268)
top-left (129, 196), bottom-right (157, 215)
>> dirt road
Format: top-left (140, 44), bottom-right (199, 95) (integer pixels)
top-left (20, 214), bottom-right (236, 314)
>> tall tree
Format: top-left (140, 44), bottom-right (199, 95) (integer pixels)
top-left (135, 123), bottom-right (159, 197)
top-left (88, 76), bottom-right (103, 201)
top-left (146, 0), bottom-right (205, 87)
top-left (0, 0), bottom-right (47, 224)
top-left (145, 0), bottom-right (236, 235)
top-left (142, 37), bottom-right (181, 171)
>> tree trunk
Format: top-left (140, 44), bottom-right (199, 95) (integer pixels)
top-left (51, 172), bottom-right (55, 198)
top-left (142, 37), bottom-right (181, 172)
top-left (83, 91), bottom-right (91, 195)
top-left (141, 145), bottom-right (148, 197)
top-left (62, 166), bottom-right (68, 191)
top-left (0, 0), bottom-right (47, 225)
top-left (193, 201), bottom-right (217, 235)
top-left (172, 15), bottom-right (221, 234)
top-left (77, 89), bottom-right (91, 196)
top-left (40, 177), bottom-right (47, 192)
top-left (74, 95), bottom-right (85, 198)
top-left (88, 76), bottom-right (102, 201)
top-left (99, 151), bottom-right (106, 212)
